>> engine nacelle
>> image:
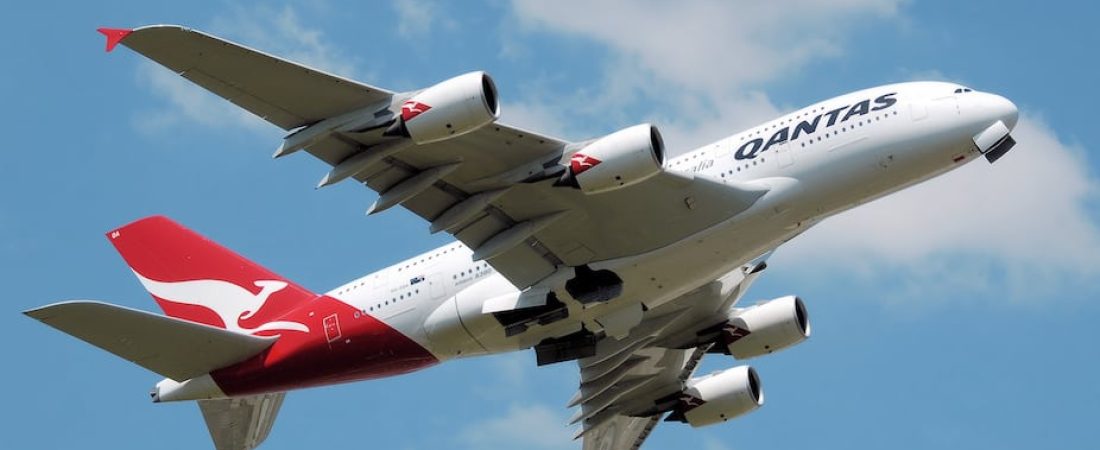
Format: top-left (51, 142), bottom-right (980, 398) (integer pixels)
top-left (390, 71), bottom-right (500, 144)
top-left (669, 365), bottom-right (763, 427)
top-left (559, 124), bottom-right (665, 194)
top-left (724, 295), bottom-right (810, 359)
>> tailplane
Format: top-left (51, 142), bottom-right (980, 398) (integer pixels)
top-left (26, 300), bottom-right (288, 449)
top-left (24, 301), bottom-right (275, 382)
top-left (107, 216), bottom-right (316, 334)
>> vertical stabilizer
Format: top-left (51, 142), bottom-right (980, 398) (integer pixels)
top-left (107, 216), bottom-right (316, 334)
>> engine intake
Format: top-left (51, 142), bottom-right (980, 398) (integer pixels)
top-left (666, 365), bottom-right (763, 427)
top-left (722, 295), bottom-right (810, 359)
top-left (556, 124), bottom-right (665, 194)
top-left (385, 71), bottom-right (500, 144)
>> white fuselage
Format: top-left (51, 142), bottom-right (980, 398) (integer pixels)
top-left (324, 81), bottom-right (1018, 361)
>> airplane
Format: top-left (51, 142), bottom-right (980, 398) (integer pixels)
top-left (25, 25), bottom-right (1019, 450)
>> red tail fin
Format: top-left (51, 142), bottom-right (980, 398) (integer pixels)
top-left (107, 216), bottom-right (315, 334)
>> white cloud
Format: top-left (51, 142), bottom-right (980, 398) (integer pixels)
top-left (649, 89), bottom-right (782, 154)
top-left (504, 0), bottom-right (1100, 305)
top-left (702, 436), bottom-right (735, 450)
top-left (783, 115), bottom-right (1099, 267)
top-left (132, 61), bottom-right (270, 135)
top-left (511, 0), bottom-right (903, 94)
top-left (467, 352), bottom-right (534, 399)
top-left (393, 0), bottom-right (454, 38)
top-left (774, 115), bottom-right (1100, 304)
top-left (134, 5), bottom-right (364, 135)
top-left (505, 0), bottom-right (904, 150)
top-left (210, 5), bottom-right (360, 78)
top-left (458, 404), bottom-right (575, 450)
top-left (500, 101), bottom-right (573, 140)
top-left (457, 354), bottom-right (577, 449)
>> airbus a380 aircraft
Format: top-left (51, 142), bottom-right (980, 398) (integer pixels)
top-left (26, 26), bottom-right (1019, 450)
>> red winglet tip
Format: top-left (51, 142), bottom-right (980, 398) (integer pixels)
top-left (97, 27), bottom-right (132, 53)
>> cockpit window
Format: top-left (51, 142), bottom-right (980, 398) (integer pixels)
top-left (953, 87), bottom-right (974, 94)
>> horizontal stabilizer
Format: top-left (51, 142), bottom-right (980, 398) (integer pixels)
top-left (25, 301), bottom-right (276, 381)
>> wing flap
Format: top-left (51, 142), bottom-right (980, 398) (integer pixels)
top-left (581, 415), bottom-right (660, 450)
top-left (24, 301), bottom-right (276, 381)
top-left (575, 257), bottom-right (771, 449)
top-left (118, 25), bottom-right (391, 130)
top-left (198, 393), bottom-right (286, 450)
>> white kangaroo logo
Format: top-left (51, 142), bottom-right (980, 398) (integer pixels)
top-left (403, 100), bottom-right (428, 114)
top-left (134, 272), bottom-right (310, 334)
top-left (571, 153), bottom-right (597, 168)
top-left (401, 100), bottom-right (431, 120)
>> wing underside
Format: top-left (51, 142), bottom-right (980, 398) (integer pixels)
top-left (115, 25), bottom-right (768, 290)
top-left (575, 259), bottom-right (767, 449)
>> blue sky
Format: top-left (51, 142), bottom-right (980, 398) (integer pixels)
top-left (3, 1), bottom-right (1099, 449)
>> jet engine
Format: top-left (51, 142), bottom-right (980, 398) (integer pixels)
top-left (385, 71), bottom-right (500, 144)
top-left (666, 365), bottom-right (763, 427)
top-left (557, 124), bottom-right (665, 194)
top-left (722, 295), bottom-right (810, 359)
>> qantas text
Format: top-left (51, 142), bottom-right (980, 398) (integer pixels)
top-left (734, 92), bottom-right (898, 160)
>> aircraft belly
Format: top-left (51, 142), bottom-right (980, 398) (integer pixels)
top-left (436, 181), bottom-right (816, 348)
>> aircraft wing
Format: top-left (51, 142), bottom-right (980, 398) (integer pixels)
top-left (573, 257), bottom-right (767, 449)
top-left (110, 25), bottom-right (392, 130)
top-left (574, 345), bottom-right (704, 448)
top-left (111, 25), bottom-right (769, 290)
top-left (198, 393), bottom-right (286, 450)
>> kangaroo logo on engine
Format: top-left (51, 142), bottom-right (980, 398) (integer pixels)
top-left (570, 153), bottom-right (602, 175)
top-left (401, 100), bottom-right (432, 121)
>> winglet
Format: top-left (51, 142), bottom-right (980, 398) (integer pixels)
top-left (96, 27), bottom-right (132, 52)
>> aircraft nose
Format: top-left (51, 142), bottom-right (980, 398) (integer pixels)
top-left (985, 93), bottom-right (1018, 130)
